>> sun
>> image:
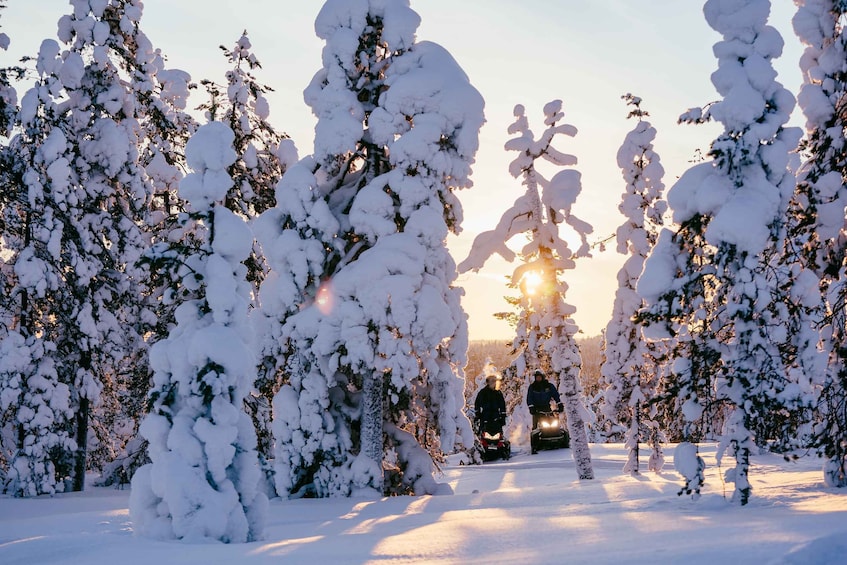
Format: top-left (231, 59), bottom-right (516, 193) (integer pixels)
top-left (520, 270), bottom-right (543, 297)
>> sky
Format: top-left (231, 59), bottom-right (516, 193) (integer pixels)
top-left (2, 443), bottom-right (847, 563)
top-left (1, 1), bottom-right (806, 340)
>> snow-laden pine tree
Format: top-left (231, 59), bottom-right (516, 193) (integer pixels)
top-left (129, 122), bottom-right (266, 543)
top-left (199, 31), bottom-right (294, 288)
top-left (791, 0), bottom-right (847, 487)
top-left (0, 0), bottom-right (166, 495)
top-left (460, 101), bottom-right (595, 480)
top-left (198, 30), bottom-right (296, 486)
top-left (598, 94), bottom-right (667, 474)
top-left (255, 0), bottom-right (483, 497)
top-left (89, 0), bottom-right (198, 488)
top-left (638, 0), bottom-right (801, 505)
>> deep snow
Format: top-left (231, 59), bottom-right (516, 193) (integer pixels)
top-left (2, 443), bottom-right (846, 564)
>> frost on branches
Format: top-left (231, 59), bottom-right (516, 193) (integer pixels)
top-left (792, 0), bottom-right (847, 488)
top-left (639, 0), bottom-right (801, 505)
top-left (255, 0), bottom-right (482, 498)
top-left (599, 95), bottom-right (667, 475)
top-left (130, 123), bottom-right (266, 543)
top-left (460, 100), bottom-right (594, 480)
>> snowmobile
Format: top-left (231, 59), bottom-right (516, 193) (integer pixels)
top-left (476, 419), bottom-right (511, 462)
top-left (531, 410), bottom-right (570, 454)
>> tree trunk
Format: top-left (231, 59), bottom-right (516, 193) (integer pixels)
top-left (560, 369), bottom-right (594, 480)
top-left (624, 400), bottom-right (640, 474)
top-left (361, 371), bottom-right (384, 493)
top-left (733, 440), bottom-right (750, 505)
top-left (73, 396), bottom-right (89, 492)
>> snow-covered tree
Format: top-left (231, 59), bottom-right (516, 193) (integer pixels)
top-left (89, 0), bottom-right (198, 488)
top-left (0, 1), bottom-right (26, 487)
top-left (674, 441), bottom-right (706, 500)
top-left (638, 0), bottom-right (802, 505)
top-left (791, 0), bottom-right (847, 487)
top-left (460, 100), bottom-right (595, 480)
top-left (256, 0), bottom-right (482, 497)
top-left (129, 122), bottom-right (266, 543)
top-left (199, 31), bottom-right (293, 288)
top-left (599, 94), bottom-right (667, 474)
top-left (0, 0), bottom-right (170, 494)
top-left (197, 30), bottom-right (296, 483)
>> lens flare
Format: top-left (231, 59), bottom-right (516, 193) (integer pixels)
top-left (315, 282), bottom-right (333, 315)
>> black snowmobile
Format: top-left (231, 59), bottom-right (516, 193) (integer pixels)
top-left (530, 410), bottom-right (569, 454)
top-left (476, 419), bottom-right (511, 462)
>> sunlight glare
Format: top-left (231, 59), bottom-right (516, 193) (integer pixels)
top-left (521, 270), bottom-right (543, 296)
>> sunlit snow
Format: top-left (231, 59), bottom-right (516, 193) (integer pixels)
top-left (3, 445), bottom-right (847, 563)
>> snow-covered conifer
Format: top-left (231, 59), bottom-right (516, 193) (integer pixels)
top-left (256, 0), bottom-right (482, 497)
top-left (599, 94), bottom-right (667, 474)
top-left (198, 30), bottom-right (295, 481)
top-left (130, 122), bottom-right (266, 542)
top-left (791, 0), bottom-right (847, 487)
top-left (86, 0), bottom-right (198, 487)
top-left (0, 0), bottom-right (168, 494)
top-left (460, 100), bottom-right (595, 480)
top-left (639, 0), bottom-right (802, 505)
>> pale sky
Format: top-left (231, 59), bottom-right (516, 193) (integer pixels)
top-left (2, 1), bottom-right (804, 340)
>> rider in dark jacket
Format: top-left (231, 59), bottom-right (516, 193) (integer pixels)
top-left (527, 369), bottom-right (563, 428)
top-left (475, 376), bottom-right (506, 435)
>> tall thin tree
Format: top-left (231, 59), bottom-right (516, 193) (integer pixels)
top-left (791, 0), bottom-right (847, 487)
top-left (460, 100), bottom-right (595, 480)
top-left (599, 94), bottom-right (667, 474)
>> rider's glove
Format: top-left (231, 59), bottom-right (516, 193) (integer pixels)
top-left (557, 403), bottom-right (564, 412)
top-left (529, 406), bottom-right (536, 415)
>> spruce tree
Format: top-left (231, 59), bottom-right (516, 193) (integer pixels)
top-left (91, 0), bottom-right (198, 487)
top-left (791, 0), bottom-right (847, 487)
top-left (639, 0), bottom-right (801, 505)
top-left (460, 100), bottom-right (595, 480)
top-left (257, 0), bottom-right (483, 497)
top-left (129, 122), bottom-right (266, 542)
top-left (198, 30), bottom-right (295, 485)
top-left (0, 0), bottom-right (165, 494)
top-left (599, 94), bottom-right (667, 474)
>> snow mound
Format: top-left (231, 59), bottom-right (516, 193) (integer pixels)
top-left (777, 530), bottom-right (847, 565)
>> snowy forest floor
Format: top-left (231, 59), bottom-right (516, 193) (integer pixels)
top-left (2, 444), bottom-right (847, 564)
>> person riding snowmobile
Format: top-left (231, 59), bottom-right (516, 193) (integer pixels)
top-left (474, 375), bottom-right (506, 435)
top-left (527, 370), bottom-right (564, 453)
